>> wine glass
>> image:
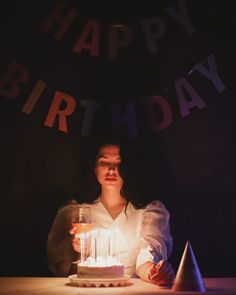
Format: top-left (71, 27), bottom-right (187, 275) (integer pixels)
top-left (71, 206), bottom-right (93, 264)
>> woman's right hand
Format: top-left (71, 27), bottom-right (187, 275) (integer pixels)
top-left (72, 237), bottom-right (81, 253)
top-left (69, 227), bottom-right (90, 255)
top-left (69, 226), bottom-right (81, 253)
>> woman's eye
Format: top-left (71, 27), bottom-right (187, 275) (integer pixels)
top-left (99, 162), bottom-right (109, 166)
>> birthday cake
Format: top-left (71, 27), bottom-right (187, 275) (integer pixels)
top-left (77, 263), bottom-right (124, 278)
top-left (76, 228), bottom-right (125, 279)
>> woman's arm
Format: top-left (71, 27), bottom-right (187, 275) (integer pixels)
top-left (136, 200), bottom-right (174, 285)
top-left (47, 205), bottom-right (78, 276)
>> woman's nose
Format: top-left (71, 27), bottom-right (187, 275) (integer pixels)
top-left (107, 164), bottom-right (116, 173)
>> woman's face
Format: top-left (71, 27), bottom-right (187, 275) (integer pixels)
top-left (95, 144), bottom-right (123, 190)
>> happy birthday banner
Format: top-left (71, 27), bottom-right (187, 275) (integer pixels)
top-left (0, 0), bottom-right (227, 137)
top-left (40, 0), bottom-right (197, 58)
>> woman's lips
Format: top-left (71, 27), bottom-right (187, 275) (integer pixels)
top-left (105, 177), bottom-right (117, 182)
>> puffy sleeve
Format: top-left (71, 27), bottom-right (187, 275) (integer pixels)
top-left (136, 200), bottom-right (173, 270)
top-left (47, 204), bottom-right (77, 276)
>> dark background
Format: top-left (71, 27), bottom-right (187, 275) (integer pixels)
top-left (0, 0), bottom-right (236, 277)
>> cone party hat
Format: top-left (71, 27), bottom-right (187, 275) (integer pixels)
top-left (172, 241), bottom-right (206, 292)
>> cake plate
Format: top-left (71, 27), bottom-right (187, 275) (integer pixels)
top-left (68, 274), bottom-right (131, 287)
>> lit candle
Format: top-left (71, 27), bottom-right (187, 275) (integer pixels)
top-left (90, 230), bottom-right (94, 260)
top-left (79, 232), bottom-right (86, 264)
top-left (104, 234), bottom-right (107, 262)
top-left (95, 235), bottom-right (97, 263)
top-left (115, 234), bottom-right (118, 262)
top-left (108, 236), bottom-right (111, 257)
top-left (90, 229), bottom-right (97, 264)
top-left (100, 235), bottom-right (103, 258)
top-left (114, 228), bottom-right (121, 264)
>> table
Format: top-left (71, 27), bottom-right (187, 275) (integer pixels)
top-left (0, 277), bottom-right (236, 295)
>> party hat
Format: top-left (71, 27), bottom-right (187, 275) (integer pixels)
top-left (172, 241), bottom-right (206, 291)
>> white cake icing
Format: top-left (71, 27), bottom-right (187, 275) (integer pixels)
top-left (77, 264), bottom-right (124, 278)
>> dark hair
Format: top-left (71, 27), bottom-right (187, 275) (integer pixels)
top-left (79, 134), bottom-right (148, 208)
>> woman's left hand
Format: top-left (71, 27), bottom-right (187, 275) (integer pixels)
top-left (149, 260), bottom-right (175, 286)
top-left (137, 260), bottom-right (175, 286)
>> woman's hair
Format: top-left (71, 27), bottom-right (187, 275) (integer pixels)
top-left (78, 134), bottom-right (148, 208)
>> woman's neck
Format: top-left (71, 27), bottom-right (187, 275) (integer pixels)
top-left (100, 188), bottom-right (126, 208)
top-left (99, 188), bottom-right (127, 220)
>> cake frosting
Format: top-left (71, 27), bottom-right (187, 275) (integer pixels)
top-left (77, 264), bottom-right (124, 278)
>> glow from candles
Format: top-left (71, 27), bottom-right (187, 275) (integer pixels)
top-left (78, 228), bottom-right (122, 266)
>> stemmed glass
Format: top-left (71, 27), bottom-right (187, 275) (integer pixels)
top-left (71, 206), bottom-right (93, 264)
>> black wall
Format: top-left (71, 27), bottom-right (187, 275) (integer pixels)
top-left (0, 0), bottom-right (236, 277)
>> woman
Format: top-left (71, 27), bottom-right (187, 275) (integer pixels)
top-left (47, 137), bottom-right (174, 285)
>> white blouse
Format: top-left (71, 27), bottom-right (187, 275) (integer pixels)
top-left (47, 199), bottom-right (173, 277)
